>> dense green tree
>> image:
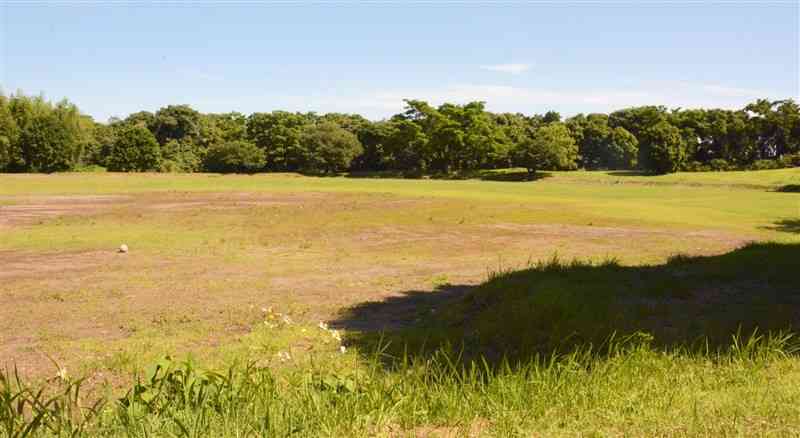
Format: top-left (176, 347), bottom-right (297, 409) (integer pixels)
top-left (86, 122), bottom-right (116, 168)
top-left (124, 111), bottom-right (156, 131)
top-left (151, 105), bottom-right (202, 145)
top-left (0, 95), bottom-right (21, 171)
top-left (10, 98), bottom-right (84, 172)
top-left (577, 114), bottom-right (638, 169)
top-left (319, 113), bottom-right (370, 136)
top-left (382, 118), bottom-right (429, 172)
top-left (608, 106), bottom-right (669, 167)
top-left (493, 113), bottom-right (534, 167)
top-left (439, 101), bottom-right (507, 171)
top-left (745, 99), bottom-right (800, 160)
top-left (203, 140), bottom-right (265, 173)
top-left (606, 127), bottom-right (639, 169)
top-left (299, 121), bottom-right (363, 174)
top-left (2, 89), bottom-right (797, 175)
top-left (160, 139), bottom-right (202, 172)
top-left (247, 111), bottom-right (311, 171)
top-left (512, 122), bottom-right (578, 174)
top-left (106, 125), bottom-right (161, 172)
top-left (351, 120), bottom-right (391, 171)
top-left (542, 110), bottom-right (562, 124)
top-left (200, 112), bottom-right (247, 148)
top-left (641, 121), bottom-right (686, 174)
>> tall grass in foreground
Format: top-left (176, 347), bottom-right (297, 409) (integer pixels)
top-left (3, 332), bottom-right (800, 437)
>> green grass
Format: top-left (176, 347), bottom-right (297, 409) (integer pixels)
top-left (2, 170), bottom-right (799, 254)
top-left (4, 331), bottom-right (800, 437)
top-left (2, 169), bottom-right (800, 436)
top-left (347, 242), bottom-right (800, 365)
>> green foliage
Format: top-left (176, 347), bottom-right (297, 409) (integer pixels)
top-left (573, 114), bottom-right (638, 169)
top-left (200, 112), bottom-right (247, 148)
top-left (299, 121), bottom-right (363, 174)
top-left (246, 111), bottom-right (311, 171)
top-left (355, 242), bottom-right (800, 367)
top-left (152, 105), bottom-right (202, 146)
top-left (106, 125), bottom-right (162, 172)
top-left (708, 158), bottom-right (731, 171)
top-left (202, 140), bottom-right (266, 173)
top-left (511, 122), bottom-right (578, 173)
top-left (2, 89), bottom-right (798, 175)
top-left (381, 118), bottom-right (429, 172)
top-left (0, 367), bottom-right (105, 437)
top-left (3, 322), bottom-right (799, 436)
top-left (641, 121), bottom-right (686, 174)
top-left (160, 139), bottom-right (202, 173)
top-left (0, 95), bottom-right (21, 171)
top-left (2, 94), bottom-right (84, 172)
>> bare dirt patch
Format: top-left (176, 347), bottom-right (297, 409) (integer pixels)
top-left (0, 250), bottom-right (114, 280)
top-left (0, 195), bottom-right (130, 228)
top-left (483, 223), bottom-right (751, 248)
top-left (0, 191), bottom-right (757, 379)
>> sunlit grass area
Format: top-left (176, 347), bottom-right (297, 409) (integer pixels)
top-left (1, 169), bottom-right (799, 436)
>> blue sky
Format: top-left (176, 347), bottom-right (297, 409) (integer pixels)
top-left (1, 2), bottom-right (797, 122)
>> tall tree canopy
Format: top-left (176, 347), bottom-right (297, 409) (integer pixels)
top-left (1, 90), bottom-right (797, 175)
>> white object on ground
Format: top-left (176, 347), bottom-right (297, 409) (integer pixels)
top-left (119, 244), bottom-right (129, 253)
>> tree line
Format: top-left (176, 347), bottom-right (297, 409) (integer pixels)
top-left (1, 91), bottom-right (798, 175)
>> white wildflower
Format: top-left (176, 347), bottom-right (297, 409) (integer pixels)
top-left (56, 368), bottom-right (68, 381)
top-left (318, 322), bottom-right (329, 331)
top-left (276, 351), bottom-right (291, 362)
top-left (340, 345), bottom-right (347, 354)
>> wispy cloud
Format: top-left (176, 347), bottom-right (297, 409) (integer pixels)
top-left (479, 63), bottom-right (531, 74)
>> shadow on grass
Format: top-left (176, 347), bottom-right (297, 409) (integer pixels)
top-left (344, 169), bottom-right (553, 182)
top-left (764, 219), bottom-right (800, 234)
top-left (606, 170), bottom-right (654, 177)
top-left (332, 242), bottom-right (800, 368)
top-left (776, 184), bottom-right (800, 193)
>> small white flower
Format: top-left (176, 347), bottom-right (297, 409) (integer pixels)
top-left (318, 322), bottom-right (329, 331)
top-left (276, 351), bottom-right (291, 362)
top-left (339, 345), bottom-right (347, 354)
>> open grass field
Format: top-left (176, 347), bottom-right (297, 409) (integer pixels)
top-left (2, 169), bottom-right (800, 436)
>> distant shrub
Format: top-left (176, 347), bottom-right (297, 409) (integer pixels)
top-left (681, 161), bottom-right (709, 172)
top-left (778, 153), bottom-right (800, 168)
top-left (299, 122), bottom-right (363, 174)
top-left (748, 159), bottom-right (782, 171)
top-left (708, 159), bottom-right (731, 171)
top-left (73, 164), bottom-right (107, 173)
top-left (203, 140), bottom-right (265, 173)
top-left (106, 125), bottom-right (161, 172)
top-left (511, 123), bottom-right (578, 174)
top-left (160, 139), bottom-right (202, 173)
top-left (640, 121), bottom-right (686, 174)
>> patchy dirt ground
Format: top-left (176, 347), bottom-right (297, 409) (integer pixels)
top-left (0, 191), bottom-right (756, 379)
